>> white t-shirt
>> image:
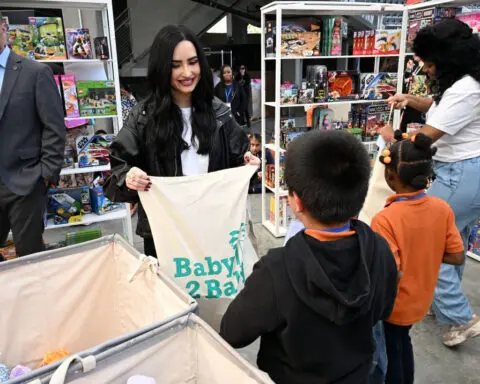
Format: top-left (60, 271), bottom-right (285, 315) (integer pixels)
top-left (180, 108), bottom-right (209, 175)
top-left (426, 75), bottom-right (480, 162)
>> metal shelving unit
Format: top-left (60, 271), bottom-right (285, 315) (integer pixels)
top-left (260, 1), bottom-right (406, 237)
top-left (2, 0), bottom-right (133, 244)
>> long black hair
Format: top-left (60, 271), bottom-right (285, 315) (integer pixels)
top-left (413, 19), bottom-right (480, 103)
top-left (145, 25), bottom-right (215, 165)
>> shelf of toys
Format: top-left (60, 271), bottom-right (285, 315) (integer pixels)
top-left (260, 1), bottom-right (405, 237)
top-left (1, 0), bottom-right (133, 261)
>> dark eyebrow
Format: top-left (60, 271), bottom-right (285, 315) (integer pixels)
top-left (172, 56), bottom-right (198, 63)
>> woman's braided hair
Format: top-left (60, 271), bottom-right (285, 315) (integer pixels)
top-left (379, 131), bottom-right (437, 190)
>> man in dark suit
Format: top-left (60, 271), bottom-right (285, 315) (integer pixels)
top-left (0, 15), bottom-right (66, 257)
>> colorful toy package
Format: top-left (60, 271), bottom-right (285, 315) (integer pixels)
top-left (75, 135), bottom-right (114, 168)
top-left (90, 186), bottom-right (122, 215)
top-left (28, 17), bottom-right (67, 60)
top-left (48, 186), bottom-right (92, 225)
top-left (94, 36), bottom-right (110, 60)
top-left (66, 28), bottom-right (92, 59)
top-left (468, 219), bottom-right (480, 256)
top-left (374, 30), bottom-right (400, 55)
top-left (456, 12), bottom-right (480, 36)
top-left (330, 17), bottom-right (343, 56)
top-left (7, 24), bottom-right (34, 59)
top-left (61, 74), bottom-right (81, 118)
top-left (77, 80), bottom-right (117, 117)
top-left (281, 20), bottom-right (321, 57)
top-left (360, 73), bottom-right (397, 100)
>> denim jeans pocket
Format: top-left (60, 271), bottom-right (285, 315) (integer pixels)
top-left (434, 161), bottom-right (464, 192)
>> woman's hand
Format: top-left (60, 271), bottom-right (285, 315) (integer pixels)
top-left (379, 124), bottom-right (395, 143)
top-left (387, 94), bottom-right (409, 110)
top-left (244, 151), bottom-right (261, 167)
top-left (126, 167), bottom-right (151, 192)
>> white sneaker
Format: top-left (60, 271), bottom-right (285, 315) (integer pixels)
top-left (443, 314), bottom-right (480, 347)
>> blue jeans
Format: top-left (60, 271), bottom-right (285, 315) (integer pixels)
top-left (428, 157), bottom-right (480, 325)
top-left (285, 220), bottom-right (388, 383)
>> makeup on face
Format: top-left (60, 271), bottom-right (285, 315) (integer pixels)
top-left (171, 40), bottom-right (201, 100)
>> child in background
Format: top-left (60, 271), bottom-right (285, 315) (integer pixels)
top-left (221, 130), bottom-right (398, 384)
top-left (371, 132), bottom-right (464, 384)
top-left (248, 133), bottom-right (274, 193)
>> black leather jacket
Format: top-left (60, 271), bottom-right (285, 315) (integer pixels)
top-left (214, 81), bottom-right (247, 126)
top-left (104, 97), bottom-right (249, 238)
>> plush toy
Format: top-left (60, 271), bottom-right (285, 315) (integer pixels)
top-left (0, 364), bottom-right (9, 382)
top-left (39, 349), bottom-right (70, 367)
top-left (10, 365), bottom-right (31, 379)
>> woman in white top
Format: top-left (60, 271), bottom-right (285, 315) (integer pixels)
top-left (388, 19), bottom-right (480, 347)
top-left (104, 25), bottom-right (259, 257)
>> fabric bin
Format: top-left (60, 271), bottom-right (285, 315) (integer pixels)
top-left (0, 235), bottom-right (197, 383)
top-left (39, 314), bottom-right (272, 384)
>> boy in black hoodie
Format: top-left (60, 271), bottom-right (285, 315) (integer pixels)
top-left (220, 130), bottom-right (398, 384)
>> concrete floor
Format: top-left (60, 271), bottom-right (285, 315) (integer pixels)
top-left (44, 194), bottom-right (480, 383)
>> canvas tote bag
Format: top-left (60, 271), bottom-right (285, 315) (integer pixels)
top-left (139, 165), bottom-right (259, 329)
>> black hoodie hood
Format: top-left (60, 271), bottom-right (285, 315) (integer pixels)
top-left (284, 220), bottom-right (382, 326)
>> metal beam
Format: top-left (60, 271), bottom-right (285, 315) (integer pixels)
top-left (190, 0), bottom-right (260, 22)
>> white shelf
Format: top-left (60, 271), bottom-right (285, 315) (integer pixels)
top-left (265, 185), bottom-right (289, 197)
top-left (266, 99), bottom-right (387, 108)
top-left (60, 164), bottom-right (111, 176)
top-left (263, 220), bottom-right (288, 237)
top-left (64, 115), bottom-right (118, 121)
top-left (265, 54), bottom-right (400, 60)
top-left (45, 207), bottom-right (127, 230)
top-left (466, 251), bottom-right (480, 262)
top-left (37, 59), bottom-right (112, 63)
top-left (265, 144), bottom-right (286, 153)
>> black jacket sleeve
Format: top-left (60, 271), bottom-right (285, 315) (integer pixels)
top-left (37, 64), bottom-right (66, 184)
top-left (220, 258), bottom-right (282, 348)
top-left (224, 117), bottom-right (249, 167)
top-left (214, 83), bottom-right (226, 102)
top-left (104, 106), bottom-right (144, 203)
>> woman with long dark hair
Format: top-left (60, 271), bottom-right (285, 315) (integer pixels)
top-left (214, 64), bottom-right (247, 126)
top-left (387, 19), bottom-right (480, 347)
top-left (104, 25), bottom-right (258, 257)
top-left (235, 64), bottom-right (252, 128)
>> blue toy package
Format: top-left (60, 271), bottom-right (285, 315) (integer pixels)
top-left (75, 135), bottom-right (114, 168)
top-left (90, 186), bottom-right (122, 215)
top-left (48, 186), bottom-right (92, 225)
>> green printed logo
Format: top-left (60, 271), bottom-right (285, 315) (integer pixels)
top-left (173, 222), bottom-right (247, 299)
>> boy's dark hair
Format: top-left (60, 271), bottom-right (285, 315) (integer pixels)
top-left (285, 130), bottom-right (371, 224)
top-left (249, 133), bottom-right (261, 142)
top-left (379, 131), bottom-right (437, 190)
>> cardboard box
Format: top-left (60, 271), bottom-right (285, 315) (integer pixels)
top-left (28, 17), bottom-right (67, 60)
top-left (61, 74), bottom-right (80, 118)
top-left (90, 187), bottom-right (122, 215)
top-left (94, 36), bottom-right (110, 60)
top-left (374, 30), bottom-right (400, 55)
top-left (75, 135), bottom-right (114, 168)
top-left (360, 73), bottom-right (397, 100)
top-left (7, 24), bottom-right (34, 59)
top-left (48, 186), bottom-right (92, 225)
top-left (77, 80), bottom-right (117, 117)
top-left (66, 28), bottom-right (92, 59)
top-left (330, 17), bottom-right (343, 56)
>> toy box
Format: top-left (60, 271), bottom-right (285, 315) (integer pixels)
top-left (66, 28), bottom-right (92, 59)
top-left (280, 83), bottom-right (298, 104)
top-left (407, 8), bottom-right (460, 51)
top-left (328, 71), bottom-right (358, 99)
top-left (330, 17), bottom-right (343, 56)
top-left (77, 80), bottom-right (117, 117)
top-left (90, 186), bottom-right (122, 215)
top-left (468, 220), bottom-right (480, 256)
top-left (61, 74), bottom-right (81, 118)
top-left (7, 24), bottom-right (34, 59)
top-left (281, 20), bottom-right (321, 57)
top-left (364, 30), bottom-right (375, 55)
top-left (28, 17), bottom-right (67, 60)
top-left (298, 88), bottom-right (315, 104)
top-left (306, 65), bottom-right (328, 102)
top-left (0, 240), bottom-right (17, 261)
top-left (48, 186), bottom-right (92, 225)
top-left (360, 73), bottom-right (397, 100)
top-left (94, 36), bottom-right (110, 60)
top-left (269, 196), bottom-right (290, 227)
top-left (457, 12), bottom-right (480, 36)
top-left (374, 30), bottom-right (400, 55)
top-left (76, 135), bottom-right (114, 168)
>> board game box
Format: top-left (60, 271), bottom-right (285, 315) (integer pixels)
top-left (66, 28), bottom-right (92, 59)
top-left (77, 80), bottom-right (117, 117)
top-left (281, 20), bottom-right (321, 57)
top-left (28, 17), bottom-right (67, 60)
top-left (7, 24), bottom-right (34, 59)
